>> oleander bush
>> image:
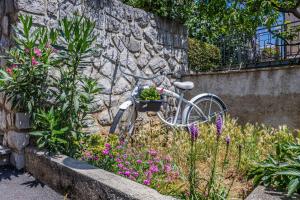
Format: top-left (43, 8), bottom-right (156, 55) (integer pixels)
top-left (0, 15), bottom-right (101, 156)
top-left (188, 38), bottom-right (221, 72)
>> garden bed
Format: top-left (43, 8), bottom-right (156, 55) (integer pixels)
top-left (24, 147), bottom-right (175, 200)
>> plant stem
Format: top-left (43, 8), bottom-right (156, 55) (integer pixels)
top-left (222, 144), bottom-right (229, 172)
top-left (207, 136), bottom-right (220, 197)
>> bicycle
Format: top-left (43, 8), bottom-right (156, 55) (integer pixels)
top-left (109, 64), bottom-right (227, 140)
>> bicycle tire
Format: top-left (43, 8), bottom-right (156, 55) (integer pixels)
top-left (109, 109), bottom-right (124, 134)
top-left (185, 94), bottom-right (227, 126)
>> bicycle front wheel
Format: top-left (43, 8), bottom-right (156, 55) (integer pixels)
top-left (185, 94), bottom-right (227, 125)
top-left (109, 104), bottom-right (137, 143)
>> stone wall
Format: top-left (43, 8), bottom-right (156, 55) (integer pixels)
top-left (5, 0), bottom-right (188, 133)
top-left (0, 93), bottom-right (30, 169)
top-left (182, 65), bottom-right (300, 129)
top-left (0, 0), bottom-right (17, 66)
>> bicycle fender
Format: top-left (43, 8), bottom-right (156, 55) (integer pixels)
top-left (119, 100), bottom-right (133, 110)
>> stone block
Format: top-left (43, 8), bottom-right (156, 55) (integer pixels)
top-left (10, 150), bottom-right (25, 170)
top-left (1, 16), bottom-right (9, 36)
top-left (25, 147), bottom-right (176, 200)
top-left (148, 57), bottom-right (168, 72)
top-left (0, 109), bottom-right (6, 130)
top-left (0, 91), bottom-right (6, 104)
top-left (15, 112), bottom-right (30, 129)
top-left (16, 0), bottom-right (46, 15)
top-left (5, 0), bottom-right (15, 14)
top-left (7, 130), bottom-right (29, 152)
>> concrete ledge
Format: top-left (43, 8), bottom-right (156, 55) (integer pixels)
top-left (246, 186), bottom-right (300, 200)
top-left (25, 147), bottom-right (176, 200)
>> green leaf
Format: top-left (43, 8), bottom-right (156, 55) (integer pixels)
top-left (287, 178), bottom-right (300, 197)
top-left (276, 170), bottom-right (300, 177)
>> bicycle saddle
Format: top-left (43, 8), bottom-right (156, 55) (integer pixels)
top-left (173, 81), bottom-right (194, 90)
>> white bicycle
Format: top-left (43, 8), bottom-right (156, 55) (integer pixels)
top-left (109, 64), bottom-right (227, 140)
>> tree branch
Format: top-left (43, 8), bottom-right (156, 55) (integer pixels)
top-left (272, 0), bottom-right (300, 19)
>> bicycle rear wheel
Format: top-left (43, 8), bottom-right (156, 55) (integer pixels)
top-left (185, 94), bottom-right (227, 125)
top-left (109, 104), bottom-right (137, 143)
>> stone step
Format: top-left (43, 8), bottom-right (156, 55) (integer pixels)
top-left (0, 145), bottom-right (11, 166)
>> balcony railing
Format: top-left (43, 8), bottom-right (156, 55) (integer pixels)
top-left (215, 21), bottom-right (300, 70)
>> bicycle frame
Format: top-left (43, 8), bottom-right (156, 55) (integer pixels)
top-left (118, 85), bottom-right (208, 128)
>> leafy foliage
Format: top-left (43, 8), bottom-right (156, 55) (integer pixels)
top-left (139, 87), bottom-right (161, 101)
top-left (0, 15), bottom-right (58, 113)
top-left (1, 15), bottom-right (101, 156)
top-left (188, 38), bottom-right (221, 72)
top-left (31, 108), bottom-right (69, 154)
top-left (248, 141), bottom-right (300, 197)
top-left (122, 0), bottom-right (193, 22)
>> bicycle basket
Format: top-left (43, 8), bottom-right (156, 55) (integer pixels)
top-left (135, 87), bottom-right (163, 112)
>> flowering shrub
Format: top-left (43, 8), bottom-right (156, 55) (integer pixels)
top-left (80, 134), bottom-right (180, 192)
top-left (0, 15), bottom-right (58, 112)
top-left (1, 15), bottom-right (101, 156)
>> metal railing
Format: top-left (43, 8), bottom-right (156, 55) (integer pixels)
top-left (214, 21), bottom-right (300, 70)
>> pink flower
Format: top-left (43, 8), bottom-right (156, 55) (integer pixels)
top-left (31, 57), bottom-right (38, 66)
top-left (24, 48), bottom-right (30, 54)
top-left (132, 171), bottom-right (139, 178)
top-left (124, 171), bottom-right (131, 177)
top-left (118, 171), bottom-right (123, 175)
top-left (116, 145), bottom-right (122, 149)
top-left (164, 164), bottom-right (172, 173)
top-left (145, 171), bottom-right (153, 179)
top-left (149, 149), bottom-right (157, 157)
top-left (148, 160), bottom-right (153, 165)
top-left (34, 48), bottom-right (42, 57)
top-left (116, 158), bottom-right (122, 163)
top-left (149, 165), bottom-right (159, 173)
top-left (143, 179), bottom-right (151, 185)
top-left (136, 159), bottom-right (142, 164)
top-left (84, 151), bottom-right (91, 158)
top-left (6, 68), bottom-right (13, 75)
top-left (102, 149), bottom-right (109, 155)
top-left (117, 163), bottom-right (123, 169)
top-left (93, 156), bottom-right (99, 161)
top-left (125, 161), bottom-right (130, 165)
top-left (105, 143), bottom-right (111, 149)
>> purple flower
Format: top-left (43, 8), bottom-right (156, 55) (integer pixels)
top-left (216, 114), bottom-right (223, 137)
top-left (132, 171), bottom-right (139, 178)
top-left (145, 171), bottom-right (153, 179)
top-left (143, 179), bottom-right (151, 185)
top-left (117, 163), bottom-right (123, 169)
top-left (149, 165), bottom-right (159, 173)
top-left (102, 149), bottom-right (109, 155)
top-left (149, 149), bottom-right (157, 157)
top-left (118, 171), bottom-right (123, 175)
top-left (93, 155), bottom-right (99, 161)
top-left (148, 160), bottom-right (153, 165)
top-left (189, 123), bottom-right (199, 141)
top-left (105, 143), bottom-right (111, 149)
top-left (125, 161), bottom-right (130, 165)
top-left (136, 159), bottom-right (142, 164)
top-left (164, 164), bottom-right (172, 173)
top-left (124, 171), bottom-right (131, 177)
top-left (225, 135), bottom-right (230, 145)
top-left (123, 154), bottom-right (128, 159)
top-left (116, 158), bottom-right (122, 163)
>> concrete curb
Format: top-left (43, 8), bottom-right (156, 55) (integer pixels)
top-left (25, 147), bottom-right (176, 200)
